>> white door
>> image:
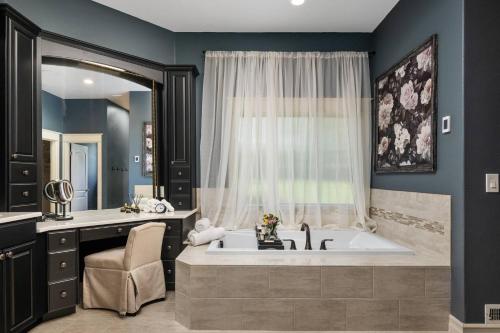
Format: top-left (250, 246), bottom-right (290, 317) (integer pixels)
top-left (71, 143), bottom-right (88, 211)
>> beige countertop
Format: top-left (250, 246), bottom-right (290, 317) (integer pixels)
top-left (37, 208), bottom-right (198, 233)
top-left (177, 244), bottom-right (449, 267)
top-left (0, 212), bottom-right (42, 225)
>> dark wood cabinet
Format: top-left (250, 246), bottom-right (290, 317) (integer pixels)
top-left (0, 5), bottom-right (41, 212)
top-left (0, 219), bottom-right (38, 333)
top-left (161, 66), bottom-right (198, 210)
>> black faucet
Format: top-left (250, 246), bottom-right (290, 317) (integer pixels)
top-left (300, 223), bottom-right (312, 250)
top-left (282, 239), bottom-right (297, 250)
top-left (320, 239), bottom-right (334, 250)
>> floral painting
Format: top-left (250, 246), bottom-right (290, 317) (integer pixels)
top-left (374, 35), bottom-right (437, 173)
top-left (143, 122), bottom-right (153, 177)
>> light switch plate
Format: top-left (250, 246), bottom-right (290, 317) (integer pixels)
top-left (442, 116), bottom-right (451, 134)
top-left (134, 155), bottom-right (140, 163)
top-left (486, 174), bottom-right (499, 193)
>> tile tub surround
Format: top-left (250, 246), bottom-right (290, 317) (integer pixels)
top-left (175, 261), bottom-right (451, 331)
top-left (370, 189), bottom-right (451, 265)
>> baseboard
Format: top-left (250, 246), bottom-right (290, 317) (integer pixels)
top-left (449, 315), bottom-right (500, 333)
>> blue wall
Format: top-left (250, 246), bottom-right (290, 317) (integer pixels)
top-left (128, 91), bottom-right (152, 195)
top-left (5, 0), bottom-right (176, 64)
top-left (175, 32), bottom-right (374, 185)
top-left (106, 102), bottom-right (130, 207)
top-left (372, 0), bottom-right (465, 321)
top-left (41, 91), bottom-right (65, 133)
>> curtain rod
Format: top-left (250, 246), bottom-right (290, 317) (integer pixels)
top-left (202, 50), bottom-right (376, 56)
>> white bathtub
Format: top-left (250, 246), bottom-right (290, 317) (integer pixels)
top-left (206, 229), bottom-right (414, 255)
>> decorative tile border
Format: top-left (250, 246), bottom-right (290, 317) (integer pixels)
top-left (370, 207), bottom-right (445, 235)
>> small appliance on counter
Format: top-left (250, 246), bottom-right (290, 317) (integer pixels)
top-left (43, 179), bottom-right (74, 221)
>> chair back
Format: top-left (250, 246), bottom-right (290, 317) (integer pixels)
top-left (124, 222), bottom-right (166, 270)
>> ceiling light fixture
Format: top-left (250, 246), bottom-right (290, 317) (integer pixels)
top-left (83, 78), bottom-right (94, 85)
top-left (291, 0), bottom-right (305, 6)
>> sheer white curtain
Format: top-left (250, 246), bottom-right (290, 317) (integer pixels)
top-left (200, 51), bottom-right (373, 230)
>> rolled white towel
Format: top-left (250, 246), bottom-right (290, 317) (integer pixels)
top-left (195, 218), bottom-right (211, 232)
top-left (188, 227), bottom-right (225, 246)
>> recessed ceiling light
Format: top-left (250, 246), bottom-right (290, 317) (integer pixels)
top-left (83, 78), bottom-right (94, 85)
top-left (291, 0), bottom-right (305, 6)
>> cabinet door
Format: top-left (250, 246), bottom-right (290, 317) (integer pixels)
top-left (8, 18), bottom-right (38, 163)
top-left (0, 255), bottom-right (5, 333)
top-left (4, 241), bottom-right (35, 333)
top-left (167, 71), bottom-right (192, 166)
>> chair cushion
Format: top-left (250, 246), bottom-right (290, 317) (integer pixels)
top-left (84, 247), bottom-right (126, 270)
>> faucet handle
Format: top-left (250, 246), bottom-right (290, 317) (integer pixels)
top-left (282, 239), bottom-right (296, 250)
top-left (320, 239), bottom-right (334, 250)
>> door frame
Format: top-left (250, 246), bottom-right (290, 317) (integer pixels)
top-left (42, 129), bottom-right (61, 212)
top-left (62, 133), bottom-right (103, 210)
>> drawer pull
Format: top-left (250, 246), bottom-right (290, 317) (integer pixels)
top-left (177, 171), bottom-right (182, 176)
top-left (12, 154), bottom-right (18, 160)
top-left (117, 227), bottom-right (123, 233)
top-left (167, 245), bottom-right (172, 250)
top-left (59, 238), bottom-right (67, 245)
top-left (0, 253), bottom-right (5, 261)
top-left (167, 269), bottom-right (172, 274)
top-left (178, 201), bottom-right (183, 206)
top-left (60, 291), bottom-right (68, 299)
top-left (167, 225), bottom-right (172, 231)
top-left (22, 191), bottom-right (30, 197)
top-left (22, 169), bottom-right (30, 176)
top-left (60, 261), bottom-right (67, 269)
top-left (5, 251), bottom-right (13, 259)
top-left (177, 186), bottom-right (183, 191)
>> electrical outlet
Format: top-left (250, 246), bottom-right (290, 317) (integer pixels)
top-left (134, 156), bottom-right (140, 163)
top-left (442, 116), bottom-right (451, 134)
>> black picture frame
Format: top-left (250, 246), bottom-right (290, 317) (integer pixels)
top-left (142, 122), bottom-right (153, 177)
top-left (374, 34), bottom-right (438, 174)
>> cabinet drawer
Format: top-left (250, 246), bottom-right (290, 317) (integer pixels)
top-left (80, 222), bottom-right (144, 242)
top-left (170, 181), bottom-right (191, 196)
top-left (170, 195), bottom-right (192, 210)
top-left (164, 220), bottom-right (181, 236)
top-left (9, 203), bottom-right (38, 212)
top-left (162, 237), bottom-right (181, 260)
top-left (170, 166), bottom-right (190, 181)
top-left (9, 162), bottom-right (37, 183)
top-left (48, 230), bottom-right (77, 253)
top-left (48, 279), bottom-right (77, 312)
top-left (48, 250), bottom-right (77, 283)
top-left (163, 260), bottom-right (175, 283)
top-left (0, 219), bottom-right (35, 249)
top-left (9, 183), bottom-right (37, 206)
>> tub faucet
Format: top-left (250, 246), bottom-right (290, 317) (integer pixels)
top-left (300, 223), bottom-right (312, 250)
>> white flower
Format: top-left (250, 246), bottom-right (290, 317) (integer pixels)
top-left (378, 93), bottom-right (393, 130)
top-left (400, 81), bottom-right (419, 110)
top-left (394, 123), bottom-right (411, 155)
top-left (420, 78), bottom-right (433, 105)
top-left (378, 136), bottom-right (390, 156)
top-left (400, 160), bottom-right (411, 166)
top-left (396, 63), bottom-right (407, 78)
top-left (416, 119), bottom-right (432, 161)
top-left (417, 46), bottom-right (433, 72)
top-left (378, 77), bottom-right (388, 89)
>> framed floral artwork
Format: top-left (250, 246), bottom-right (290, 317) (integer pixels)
top-left (142, 122), bottom-right (153, 177)
top-left (374, 35), bottom-right (437, 173)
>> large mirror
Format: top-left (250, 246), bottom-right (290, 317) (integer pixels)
top-left (41, 58), bottom-right (156, 213)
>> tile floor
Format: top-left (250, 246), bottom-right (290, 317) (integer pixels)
top-left (30, 292), bottom-right (448, 333)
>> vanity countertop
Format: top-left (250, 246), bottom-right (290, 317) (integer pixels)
top-left (37, 208), bottom-right (198, 233)
top-left (0, 212), bottom-right (42, 225)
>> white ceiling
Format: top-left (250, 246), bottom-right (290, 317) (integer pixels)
top-left (42, 64), bottom-right (150, 110)
top-left (92, 0), bottom-right (399, 33)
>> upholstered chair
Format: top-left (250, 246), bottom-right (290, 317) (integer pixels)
top-left (83, 222), bottom-right (166, 316)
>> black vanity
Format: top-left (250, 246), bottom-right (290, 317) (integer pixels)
top-left (0, 3), bottom-right (199, 332)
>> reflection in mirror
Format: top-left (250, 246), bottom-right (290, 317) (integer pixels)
top-left (41, 61), bottom-right (153, 214)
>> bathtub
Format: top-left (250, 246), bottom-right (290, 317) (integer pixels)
top-left (206, 229), bottom-right (414, 255)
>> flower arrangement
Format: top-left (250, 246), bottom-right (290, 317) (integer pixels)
top-left (262, 213), bottom-right (281, 240)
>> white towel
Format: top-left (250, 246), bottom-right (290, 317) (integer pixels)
top-left (188, 227), bottom-right (225, 246)
top-left (195, 218), bottom-right (211, 232)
